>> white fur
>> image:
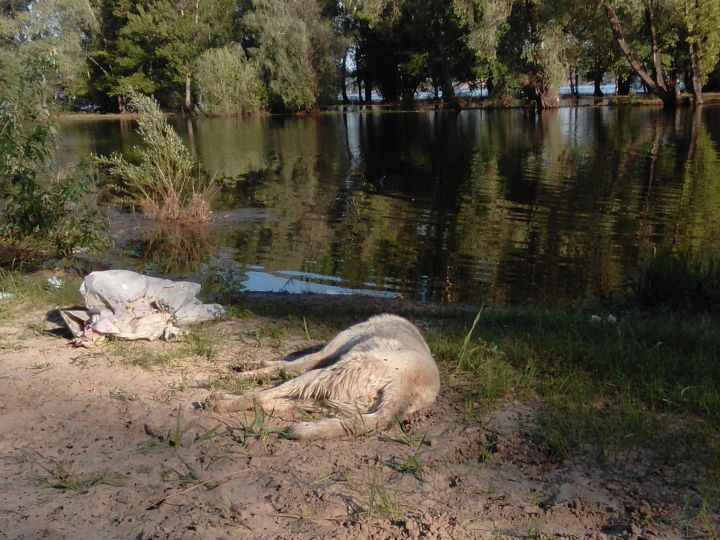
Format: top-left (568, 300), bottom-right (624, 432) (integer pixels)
top-left (206, 314), bottom-right (440, 439)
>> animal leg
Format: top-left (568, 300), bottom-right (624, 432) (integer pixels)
top-left (207, 369), bottom-right (324, 413)
top-left (233, 324), bottom-right (370, 380)
top-left (285, 388), bottom-right (405, 440)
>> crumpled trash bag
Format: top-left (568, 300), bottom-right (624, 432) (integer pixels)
top-left (60, 270), bottom-right (225, 346)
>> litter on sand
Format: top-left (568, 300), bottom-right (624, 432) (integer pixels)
top-left (60, 270), bottom-right (225, 346)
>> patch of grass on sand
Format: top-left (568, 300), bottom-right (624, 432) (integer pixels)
top-left (426, 307), bottom-right (720, 500)
top-left (366, 471), bottom-right (402, 520)
top-left (111, 342), bottom-right (175, 369)
top-left (41, 460), bottom-right (120, 492)
top-left (204, 374), bottom-right (254, 395)
top-left (182, 329), bottom-right (219, 361)
top-left (0, 270), bottom-right (82, 320)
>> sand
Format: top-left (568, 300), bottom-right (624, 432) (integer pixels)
top-left (0, 307), bottom-right (713, 539)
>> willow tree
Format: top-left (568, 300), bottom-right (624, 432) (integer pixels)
top-left (452, 0), bottom-right (512, 95)
top-left (452, 0), bottom-right (571, 109)
top-left (677, 0), bottom-right (720, 103)
top-left (1, 0), bottom-right (98, 100)
top-left (600, 0), bottom-right (688, 107)
top-left (243, 0), bottom-right (341, 111)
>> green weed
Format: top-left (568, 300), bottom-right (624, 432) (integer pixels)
top-left (141, 406), bottom-right (224, 453)
top-left (228, 400), bottom-right (282, 444)
top-left (427, 306), bottom-right (720, 496)
top-left (394, 433), bottom-right (427, 480)
top-left (366, 471), bottom-right (401, 520)
top-left (204, 374), bottom-right (254, 395)
top-left (40, 461), bottom-right (120, 492)
top-left (183, 330), bottom-right (219, 361)
top-left (112, 342), bottom-right (174, 369)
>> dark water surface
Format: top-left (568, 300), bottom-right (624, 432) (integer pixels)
top-left (58, 107), bottom-right (720, 305)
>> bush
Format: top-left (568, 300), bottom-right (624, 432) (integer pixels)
top-left (97, 91), bottom-right (217, 223)
top-left (0, 56), bottom-right (107, 258)
top-left (194, 45), bottom-right (267, 115)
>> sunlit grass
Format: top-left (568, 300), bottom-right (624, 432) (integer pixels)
top-left (0, 269), bottom-right (82, 321)
top-left (426, 307), bottom-right (720, 501)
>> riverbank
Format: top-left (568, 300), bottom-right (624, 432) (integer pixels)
top-left (0, 271), bottom-right (718, 538)
top-left (60, 92), bottom-right (720, 118)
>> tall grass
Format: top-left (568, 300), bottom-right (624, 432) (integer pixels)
top-left (634, 253), bottom-right (720, 315)
top-left (428, 306), bottom-right (720, 479)
top-left (97, 91), bottom-right (217, 224)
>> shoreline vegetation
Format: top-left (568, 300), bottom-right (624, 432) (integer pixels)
top-left (58, 92), bottom-right (720, 121)
top-left (3, 1), bottom-right (720, 116)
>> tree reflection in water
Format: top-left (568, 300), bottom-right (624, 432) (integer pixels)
top-left (59, 106), bottom-right (720, 306)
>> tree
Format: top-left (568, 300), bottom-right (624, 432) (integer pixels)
top-left (600, 0), bottom-right (686, 107)
top-left (243, 0), bottom-right (341, 111)
top-left (0, 54), bottom-right (106, 256)
top-left (193, 44), bottom-right (266, 115)
top-left (87, 0), bottom-right (155, 112)
top-left (414, 0), bottom-right (477, 106)
top-left (120, 0), bottom-right (236, 111)
top-left (489, 1), bottom-right (569, 108)
top-left (676, 0), bottom-right (720, 103)
top-left (1, 0), bottom-right (98, 101)
top-left (452, 0), bottom-right (513, 96)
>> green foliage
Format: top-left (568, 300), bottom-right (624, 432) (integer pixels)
top-left (0, 0), bottom-right (98, 102)
top-left (0, 270), bottom-right (83, 321)
top-left (88, 0), bottom-right (236, 111)
top-left (96, 91), bottom-right (217, 223)
top-left (678, 0), bottom-right (720, 85)
top-left (0, 56), bottom-right (107, 257)
top-left (244, 0), bottom-right (340, 111)
top-left (8, 0), bottom-right (720, 111)
top-left (423, 305), bottom-right (720, 489)
top-left (193, 45), bottom-right (267, 115)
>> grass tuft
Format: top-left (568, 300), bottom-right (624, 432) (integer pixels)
top-left (366, 471), bottom-right (402, 520)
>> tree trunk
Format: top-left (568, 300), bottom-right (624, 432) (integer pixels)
top-left (118, 95), bottom-right (126, 113)
top-left (645, 3), bottom-right (667, 91)
top-left (617, 76), bottom-right (631, 95)
top-left (184, 73), bottom-right (192, 112)
top-left (364, 79), bottom-right (372, 103)
top-left (539, 91), bottom-right (560, 109)
top-left (401, 87), bottom-right (415, 107)
top-left (441, 65), bottom-right (458, 108)
top-left (688, 37), bottom-right (704, 104)
top-left (355, 46), bottom-right (363, 103)
top-left (569, 68), bottom-right (576, 96)
top-left (602, 1), bottom-right (680, 108)
top-left (341, 53), bottom-right (350, 104)
top-left (594, 77), bottom-right (604, 96)
top-left (575, 69), bottom-right (579, 97)
top-left (529, 80), bottom-right (560, 109)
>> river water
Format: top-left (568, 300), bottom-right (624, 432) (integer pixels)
top-left (58, 106), bottom-right (720, 305)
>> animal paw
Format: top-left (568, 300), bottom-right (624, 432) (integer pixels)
top-left (205, 393), bottom-right (253, 413)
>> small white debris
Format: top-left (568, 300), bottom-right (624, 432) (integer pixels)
top-left (47, 277), bottom-right (63, 289)
top-left (0, 292), bottom-right (15, 300)
top-left (591, 314), bottom-right (618, 324)
top-left (489, 344), bottom-right (503, 356)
